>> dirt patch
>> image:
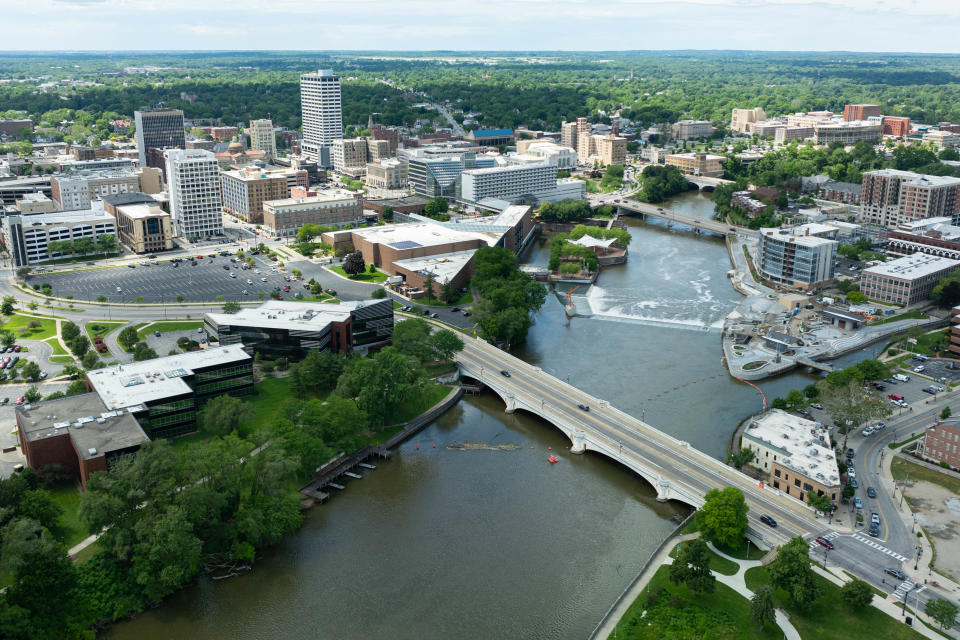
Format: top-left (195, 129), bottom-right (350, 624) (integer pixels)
top-left (905, 480), bottom-right (960, 581)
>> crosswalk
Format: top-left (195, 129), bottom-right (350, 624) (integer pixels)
top-left (893, 579), bottom-right (925, 599)
top-left (807, 531), bottom-right (840, 552)
top-left (851, 533), bottom-right (908, 562)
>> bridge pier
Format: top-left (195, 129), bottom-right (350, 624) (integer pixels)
top-left (504, 394), bottom-right (517, 413)
top-left (656, 479), bottom-right (672, 502)
top-left (570, 431), bottom-right (586, 454)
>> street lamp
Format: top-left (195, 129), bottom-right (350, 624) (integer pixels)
top-left (899, 470), bottom-right (911, 509)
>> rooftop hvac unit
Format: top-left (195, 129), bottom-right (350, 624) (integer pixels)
top-left (88, 448), bottom-right (97, 456)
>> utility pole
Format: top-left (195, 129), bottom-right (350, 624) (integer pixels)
top-left (899, 469), bottom-right (911, 509)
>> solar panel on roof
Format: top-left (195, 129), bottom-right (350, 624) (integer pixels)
top-left (389, 240), bottom-right (422, 249)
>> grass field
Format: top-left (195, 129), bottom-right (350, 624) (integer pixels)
top-left (393, 383), bottom-right (452, 424)
top-left (136, 320), bottom-right (204, 339)
top-left (743, 565), bottom-right (926, 640)
top-left (892, 457), bottom-right (960, 495)
top-left (43, 336), bottom-right (68, 356)
top-left (328, 265), bottom-right (388, 283)
top-left (610, 565), bottom-right (781, 640)
top-left (3, 314), bottom-right (57, 340)
top-left (85, 321), bottom-right (125, 342)
top-left (870, 310), bottom-right (930, 326)
top-left (49, 355), bottom-right (75, 364)
top-left (889, 433), bottom-right (925, 450)
top-left (242, 376), bottom-right (300, 436)
top-left (46, 482), bottom-right (89, 549)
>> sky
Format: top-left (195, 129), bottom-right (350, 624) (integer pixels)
top-left (5, 0), bottom-right (960, 53)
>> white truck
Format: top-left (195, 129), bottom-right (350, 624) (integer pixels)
top-left (893, 373), bottom-right (910, 382)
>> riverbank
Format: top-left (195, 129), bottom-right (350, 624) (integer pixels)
top-left (721, 236), bottom-right (941, 381)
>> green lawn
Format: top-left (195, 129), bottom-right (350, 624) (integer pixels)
top-left (888, 433), bottom-right (925, 450)
top-left (136, 320), bottom-right (204, 339)
top-left (43, 337), bottom-right (68, 356)
top-left (423, 360), bottom-right (458, 378)
top-left (3, 314), bottom-right (57, 340)
top-left (46, 482), bottom-right (89, 549)
top-left (328, 265), bottom-right (388, 283)
top-left (610, 565), bottom-right (781, 640)
top-left (393, 383), bottom-right (452, 424)
top-left (49, 355), bottom-right (75, 364)
top-left (869, 310), bottom-right (930, 326)
top-left (713, 538), bottom-right (768, 561)
top-left (743, 566), bottom-right (926, 640)
top-left (242, 376), bottom-right (301, 436)
top-left (85, 321), bottom-right (125, 342)
top-left (669, 542), bottom-right (739, 576)
top-left (892, 457), bottom-right (960, 495)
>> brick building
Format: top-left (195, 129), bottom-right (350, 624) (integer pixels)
top-left (843, 104), bottom-right (882, 121)
top-left (920, 419), bottom-right (960, 469)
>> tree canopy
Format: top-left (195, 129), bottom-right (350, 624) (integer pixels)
top-left (695, 487), bottom-right (748, 549)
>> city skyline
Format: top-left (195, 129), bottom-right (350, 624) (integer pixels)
top-left (4, 0), bottom-right (960, 53)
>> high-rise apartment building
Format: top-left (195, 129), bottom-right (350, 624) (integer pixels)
top-left (861, 169), bottom-right (960, 227)
top-left (561, 120), bottom-right (579, 150)
top-left (248, 119), bottom-right (277, 162)
top-left (843, 104), bottom-right (882, 121)
top-left (757, 224), bottom-right (837, 290)
top-left (300, 69), bottom-right (342, 167)
top-left (50, 169), bottom-right (141, 211)
top-left (134, 108), bottom-right (186, 169)
top-left (332, 138), bottom-right (369, 175)
top-left (163, 149), bottom-right (223, 239)
top-left (595, 134), bottom-right (627, 166)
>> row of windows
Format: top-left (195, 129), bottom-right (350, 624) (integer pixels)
top-left (194, 364), bottom-right (253, 382)
top-left (195, 375), bottom-right (254, 395)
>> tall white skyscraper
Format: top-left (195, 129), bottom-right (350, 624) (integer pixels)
top-left (248, 118), bottom-right (277, 162)
top-left (300, 69), bottom-right (342, 167)
top-left (163, 149), bottom-right (223, 239)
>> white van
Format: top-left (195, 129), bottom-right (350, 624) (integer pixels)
top-left (893, 373), bottom-right (910, 382)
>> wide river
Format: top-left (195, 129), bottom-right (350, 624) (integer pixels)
top-left (106, 191), bottom-right (880, 640)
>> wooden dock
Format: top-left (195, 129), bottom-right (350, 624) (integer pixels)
top-left (299, 445), bottom-right (390, 500)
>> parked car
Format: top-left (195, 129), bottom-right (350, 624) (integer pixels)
top-left (38, 371), bottom-right (47, 380)
top-left (154, 331), bottom-right (161, 337)
top-left (760, 514), bottom-right (777, 527)
top-left (854, 497), bottom-right (863, 509)
top-left (16, 396), bottom-right (24, 404)
top-left (914, 365), bottom-right (926, 373)
top-left (923, 386), bottom-right (937, 395)
top-left (850, 477), bottom-right (859, 489)
top-left (887, 393), bottom-right (904, 401)
top-left (810, 403), bottom-right (824, 410)
top-left (862, 426), bottom-right (874, 436)
top-left (867, 487), bottom-right (877, 498)
top-left (871, 512), bottom-right (881, 525)
top-left (0, 397), bottom-right (8, 405)
top-left (814, 536), bottom-right (835, 550)
top-left (869, 524), bottom-right (879, 537)
top-left (12, 346), bottom-right (19, 353)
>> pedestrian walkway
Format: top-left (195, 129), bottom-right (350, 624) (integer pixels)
top-left (851, 532), bottom-right (909, 562)
top-left (705, 542), bottom-right (802, 640)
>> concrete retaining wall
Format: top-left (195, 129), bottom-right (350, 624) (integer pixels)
top-left (383, 385), bottom-right (464, 449)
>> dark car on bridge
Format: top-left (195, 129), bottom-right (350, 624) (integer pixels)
top-left (814, 536), bottom-right (835, 550)
top-left (760, 514), bottom-right (777, 527)
top-left (577, 403), bottom-right (589, 411)
top-left (500, 370), bottom-right (511, 377)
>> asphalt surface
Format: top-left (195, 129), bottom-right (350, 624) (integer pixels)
top-left (0, 381), bottom-right (71, 479)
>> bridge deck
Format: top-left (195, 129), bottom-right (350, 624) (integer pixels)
top-left (617, 199), bottom-right (748, 235)
top-left (455, 336), bottom-right (826, 548)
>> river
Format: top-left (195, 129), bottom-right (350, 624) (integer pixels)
top-left (105, 191), bottom-right (880, 640)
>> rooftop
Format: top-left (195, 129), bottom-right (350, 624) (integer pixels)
top-left (864, 253), bottom-right (960, 280)
top-left (16, 203), bottom-right (111, 225)
top-left (363, 195), bottom-right (431, 208)
top-left (86, 345), bottom-right (250, 410)
top-left (760, 225), bottom-right (838, 248)
top-left (347, 222), bottom-right (501, 248)
top-left (264, 190), bottom-right (359, 209)
top-left (744, 409), bottom-right (840, 487)
top-left (205, 299), bottom-right (385, 332)
top-left (100, 192), bottom-right (157, 208)
top-left (392, 250), bottom-right (476, 284)
top-left (462, 162), bottom-right (552, 176)
top-left (116, 203), bottom-right (168, 220)
top-left (468, 128), bottom-right (513, 138)
top-left (17, 392), bottom-right (148, 460)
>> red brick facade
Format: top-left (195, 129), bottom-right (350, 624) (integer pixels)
top-left (921, 420), bottom-right (960, 469)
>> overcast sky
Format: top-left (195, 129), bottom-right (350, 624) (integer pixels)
top-left (5, 0), bottom-right (960, 53)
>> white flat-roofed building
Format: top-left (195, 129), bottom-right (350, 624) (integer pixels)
top-left (813, 120), bottom-right (881, 145)
top-left (262, 189), bottom-right (363, 237)
top-left (50, 168), bottom-right (141, 211)
top-left (460, 163), bottom-right (564, 206)
top-left (512, 141), bottom-right (577, 168)
top-left (861, 253), bottom-right (960, 305)
top-left (4, 203), bottom-right (117, 266)
top-left (671, 120), bottom-right (715, 140)
top-left (741, 409), bottom-right (840, 505)
top-left (923, 130), bottom-right (960, 151)
top-left (300, 69), bottom-right (342, 167)
top-left (164, 149), bottom-right (223, 239)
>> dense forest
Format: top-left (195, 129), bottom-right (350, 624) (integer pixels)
top-left (3, 51), bottom-right (960, 135)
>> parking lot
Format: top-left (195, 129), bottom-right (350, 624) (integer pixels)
top-left (28, 253), bottom-right (302, 303)
top-left (0, 381), bottom-right (70, 479)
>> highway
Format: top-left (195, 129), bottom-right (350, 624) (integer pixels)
top-left (454, 334), bottom-right (827, 547)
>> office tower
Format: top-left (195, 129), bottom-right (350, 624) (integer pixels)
top-left (300, 69), bottom-right (342, 167)
top-left (134, 108), bottom-right (186, 169)
top-left (248, 118), bottom-right (277, 161)
top-left (163, 149), bottom-right (223, 239)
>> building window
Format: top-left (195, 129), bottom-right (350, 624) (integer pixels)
top-left (794, 478), bottom-right (801, 488)
top-left (774, 469), bottom-right (781, 478)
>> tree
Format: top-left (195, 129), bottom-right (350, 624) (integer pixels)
top-left (440, 280), bottom-right (455, 304)
top-left (942, 406), bottom-right (952, 420)
top-left (371, 288), bottom-right (387, 299)
top-left (803, 384), bottom-right (820, 399)
top-left (118, 326), bottom-right (139, 350)
top-left (15, 267), bottom-right (31, 281)
top-left (176, 295), bottom-right (185, 303)
top-left (840, 578), bottom-right (873, 610)
top-left (198, 395), bottom-right (254, 437)
top-left (806, 490), bottom-right (832, 514)
top-left (69, 335), bottom-right (90, 358)
top-left (20, 361), bottom-right (41, 382)
top-left (668, 537), bottom-right (715, 594)
top-left (23, 386), bottom-right (41, 404)
top-left (381, 205), bottom-right (394, 222)
top-left (132, 505), bottom-right (203, 602)
top-left (368, 263), bottom-right (377, 274)
top-left (95, 295), bottom-right (107, 303)
top-left (222, 301), bottom-right (241, 314)
top-left (342, 251), bottom-right (366, 276)
top-left (0, 331), bottom-right (15, 349)
top-left (392, 318), bottom-right (433, 361)
top-left (785, 389), bottom-right (805, 409)
top-left (695, 487), bottom-right (748, 549)
top-left (81, 351), bottom-right (100, 370)
top-left (726, 447), bottom-right (756, 470)
top-left (846, 291), bottom-right (867, 305)
top-left (925, 598), bottom-right (959, 631)
top-left (822, 380), bottom-right (891, 445)
top-left (133, 343), bottom-right (158, 362)
top-left (336, 347), bottom-right (423, 426)
top-left (424, 197), bottom-right (449, 216)
top-left (1, 296), bottom-right (16, 315)
top-left (750, 585), bottom-right (776, 630)
top-left (768, 536), bottom-right (820, 608)
top-left (423, 272), bottom-right (436, 302)
top-left (429, 330), bottom-right (464, 361)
